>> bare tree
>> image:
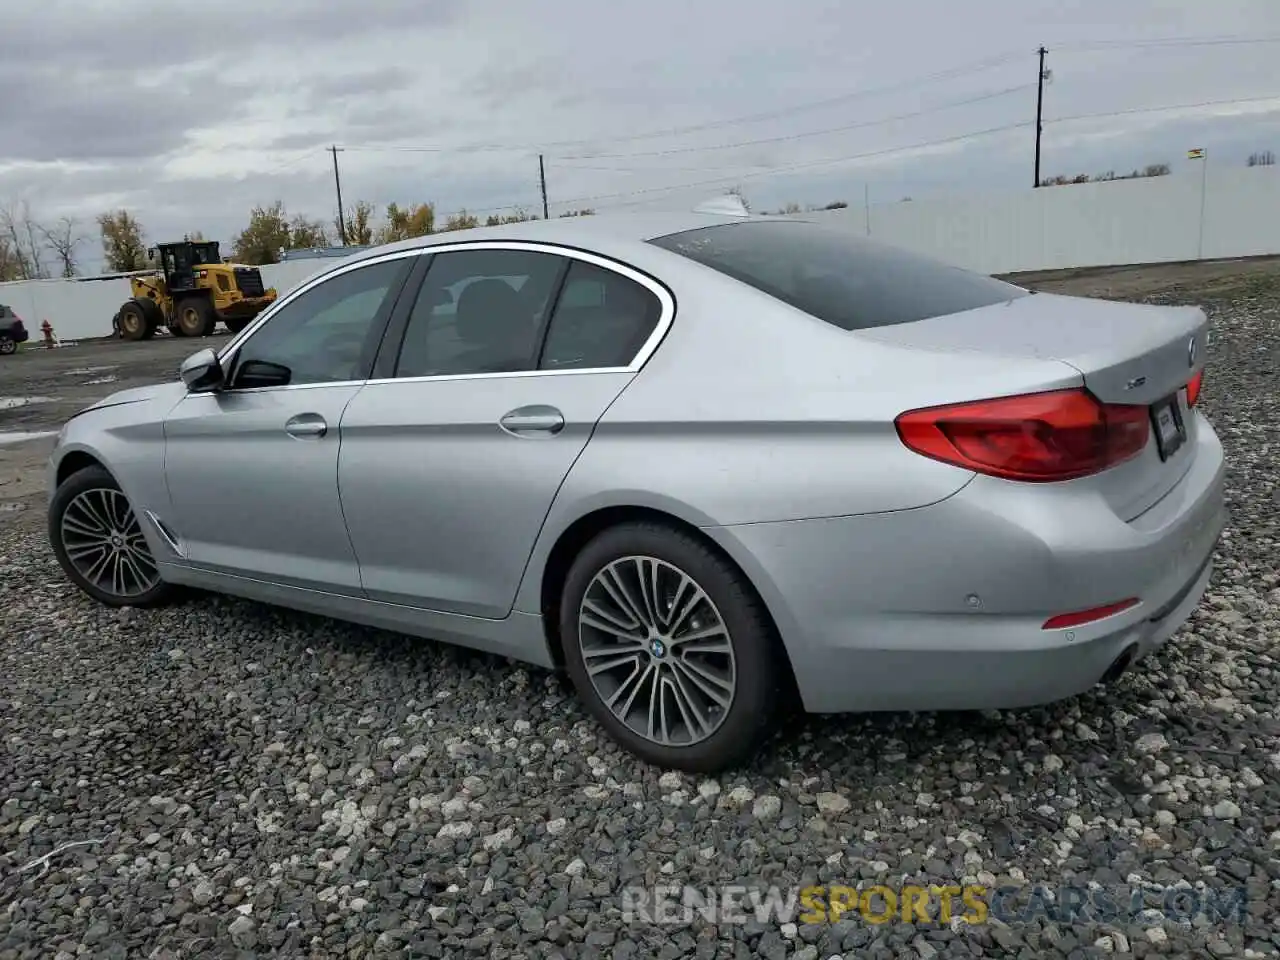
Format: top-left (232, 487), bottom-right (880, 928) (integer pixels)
top-left (41, 216), bottom-right (83, 278)
top-left (0, 201), bottom-right (49, 279)
top-left (0, 235), bottom-right (20, 281)
top-left (1248, 150), bottom-right (1276, 167)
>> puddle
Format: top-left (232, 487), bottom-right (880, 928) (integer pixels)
top-left (65, 366), bottom-right (115, 376)
top-left (0, 430), bottom-right (58, 446)
top-left (85, 376), bottom-right (118, 385)
top-left (0, 396), bottom-right (58, 410)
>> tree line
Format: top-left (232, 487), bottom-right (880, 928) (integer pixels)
top-left (1, 200), bottom-right (598, 279)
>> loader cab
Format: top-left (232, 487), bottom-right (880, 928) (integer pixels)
top-left (152, 241), bottom-right (223, 294)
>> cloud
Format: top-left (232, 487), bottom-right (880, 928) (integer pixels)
top-left (2, 0), bottom-right (1280, 272)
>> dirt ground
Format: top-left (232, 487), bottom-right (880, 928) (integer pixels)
top-left (1003, 254), bottom-right (1280, 300)
top-left (0, 333), bottom-right (231, 516)
top-left (2, 253), bottom-right (1278, 521)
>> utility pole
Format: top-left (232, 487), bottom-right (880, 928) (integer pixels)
top-left (1195, 148), bottom-right (1209, 260)
top-left (539, 154), bottom-right (550, 220)
top-left (331, 145), bottom-right (347, 245)
top-left (1033, 46), bottom-right (1048, 188)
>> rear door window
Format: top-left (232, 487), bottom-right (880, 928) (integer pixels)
top-left (539, 260), bottom-right (661, 370)
top-left (649, 220), bottom-right (1027, 331)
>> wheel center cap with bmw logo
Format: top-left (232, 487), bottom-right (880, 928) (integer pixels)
top-left (650, 638), bottom-right (667, 659)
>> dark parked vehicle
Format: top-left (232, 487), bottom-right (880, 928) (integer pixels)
top-left (0, 303), bottom-right (30, 355)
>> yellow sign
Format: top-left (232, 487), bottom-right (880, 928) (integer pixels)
top-left (1187, 148), bottom-right (1206, 159)
top-left (799, 885), bottom-right (989, 925)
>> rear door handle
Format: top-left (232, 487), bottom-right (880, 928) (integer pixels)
top-left (499, 405), bottom-right (565, 437)
top-left (285, 413), bottom-right (328, 439)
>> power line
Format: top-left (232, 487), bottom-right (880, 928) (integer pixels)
top-left (1057, 34), bottom-right (1280, 51)
top-left (1048, 93), bottom-right (1280, 124)
top-left (548, 122), bottom-right (1032, 210)
top-left (552, 84), bottom-right (1035, 161)
top-left (334, 51), bottom-right (1028, 157)
top-left (545, 93), bottom-right (1280, 212)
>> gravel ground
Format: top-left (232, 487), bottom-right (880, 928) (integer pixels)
top-left (2, 265), bottom-right (1279, 959)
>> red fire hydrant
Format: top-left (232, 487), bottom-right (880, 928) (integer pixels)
top-left (41, 319), bottom-right (54, 349)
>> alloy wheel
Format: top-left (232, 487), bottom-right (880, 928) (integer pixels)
top-left (577, 555), bottom-right (737, 746)
top-left (59, 488), bottom-right (160, 599)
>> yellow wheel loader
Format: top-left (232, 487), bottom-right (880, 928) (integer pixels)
top-left (112, 241), bottom-right (278, 341)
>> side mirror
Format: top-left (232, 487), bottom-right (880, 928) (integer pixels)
top-left (235, 359), bottom-right (292, 389)
top-left (179, 348), bottom-right (224, 392)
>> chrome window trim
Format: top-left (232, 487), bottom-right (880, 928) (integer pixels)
top-left (208, 240), bottom-right (676, 395)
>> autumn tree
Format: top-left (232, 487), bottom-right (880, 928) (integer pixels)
top-left (0, 237), bottom-right (21, 281)
top-left (337, 201), bottom-right (376, 245)
top-left (232, 203), bottom-right (290, 264)
top-left (97, 209), bottom-right (148, 273)
top-left (289, 214), bottom-right (329, 249)
top-left (377, 202), bottom-right (435, 243)
top-left (41, 216), bottom-right (83, 277)
top-left (440, 210), bottom-right (479, 232)
top-left (484, 208), bottom-right (536, 226)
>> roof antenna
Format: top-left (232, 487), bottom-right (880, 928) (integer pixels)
top-left (692, 194), bottom-right (750, 217)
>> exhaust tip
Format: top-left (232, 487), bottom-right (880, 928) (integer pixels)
top-left (1100, 645), bottom-right (1138, 685)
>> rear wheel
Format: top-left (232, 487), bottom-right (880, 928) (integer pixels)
top-left (173, 298), bottom-right (214, 337)
top-left (0, 336), bottom-right (15, 355)
top-left (49, 465), bottom-right (173, 608)
top-left (559, 522), bottom-right (783, 772)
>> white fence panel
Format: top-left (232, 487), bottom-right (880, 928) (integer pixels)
top-left (5, 166), bottom-right (1280, 341)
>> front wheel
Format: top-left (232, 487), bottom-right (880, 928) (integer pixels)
top-left (224, 316), bottom-right (251, 335)
top-left (49, 465), bottom-right (173, 607)
top-left (559, 522), bottom-right (783, 772)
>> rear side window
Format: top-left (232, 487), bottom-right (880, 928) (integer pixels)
top-left (539, 261), bottom-right (661, 370)
top-left (649, 220), bottom-right (1027, 331)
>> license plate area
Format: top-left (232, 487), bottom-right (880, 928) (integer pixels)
top-left (1150, 394), bottom-right (1186, 461)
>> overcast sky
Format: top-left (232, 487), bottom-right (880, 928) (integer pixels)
top-left (3, 0), bottom-right (1280, 272)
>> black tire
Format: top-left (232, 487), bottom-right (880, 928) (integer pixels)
top-left (116, 300), bottom-right (155, 341)
top-left (49, 465), bottom-right (174, 608)
top-left (136, 296), bottom-right (163, 335)
top-left (224, 316), bottom-right (251, 335)
top-left (0, 336), bottom-right (15, 355)
top-left (559, 521), bottom-right (783, 772)
top-left (173, 297), bottom-right (214, 337)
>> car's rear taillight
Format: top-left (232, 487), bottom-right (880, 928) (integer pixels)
top-left (1186, 369), bottom-right (1204, 407)
top-left (895, 388), bottom-right (1150, 482)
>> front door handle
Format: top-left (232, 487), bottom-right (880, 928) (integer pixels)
top-left (285, 413), bottom-right (328, 439)
top-left (499, 405), bottom-right (565, 437)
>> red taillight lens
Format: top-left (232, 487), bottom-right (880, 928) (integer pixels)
top-left (1042, 598), bottom-right (1140, 630)
top-left (895, 388), bottom-right (1150, 482)
top-left (1186, 370), bottom-right (1203, 407)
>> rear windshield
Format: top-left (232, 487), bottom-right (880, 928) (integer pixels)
top-left (649, 220), bottom-right (1028, 331)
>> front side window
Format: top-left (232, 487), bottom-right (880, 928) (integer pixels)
top-left (650, 220), bottom-right (1027, 331)
top-left (539, 260), bottom-right (661, 370)
top-left (230, 257), bottom-right (409, 387)
top-left (395, 248), bottom-right (565, 378)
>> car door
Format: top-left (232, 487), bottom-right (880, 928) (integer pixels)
top-left (337, 242), bottom-right (672, 618)
top-left (161, 252), bottom-right (416, 594)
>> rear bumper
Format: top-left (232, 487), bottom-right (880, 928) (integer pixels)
top-left (4, 326), bottom-right (29, 343)
top-left (705, 412), bottom-right (1227, 714)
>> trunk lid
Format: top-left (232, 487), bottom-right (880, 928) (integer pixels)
top-left (860, 292), bottom-right (1209, 520)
